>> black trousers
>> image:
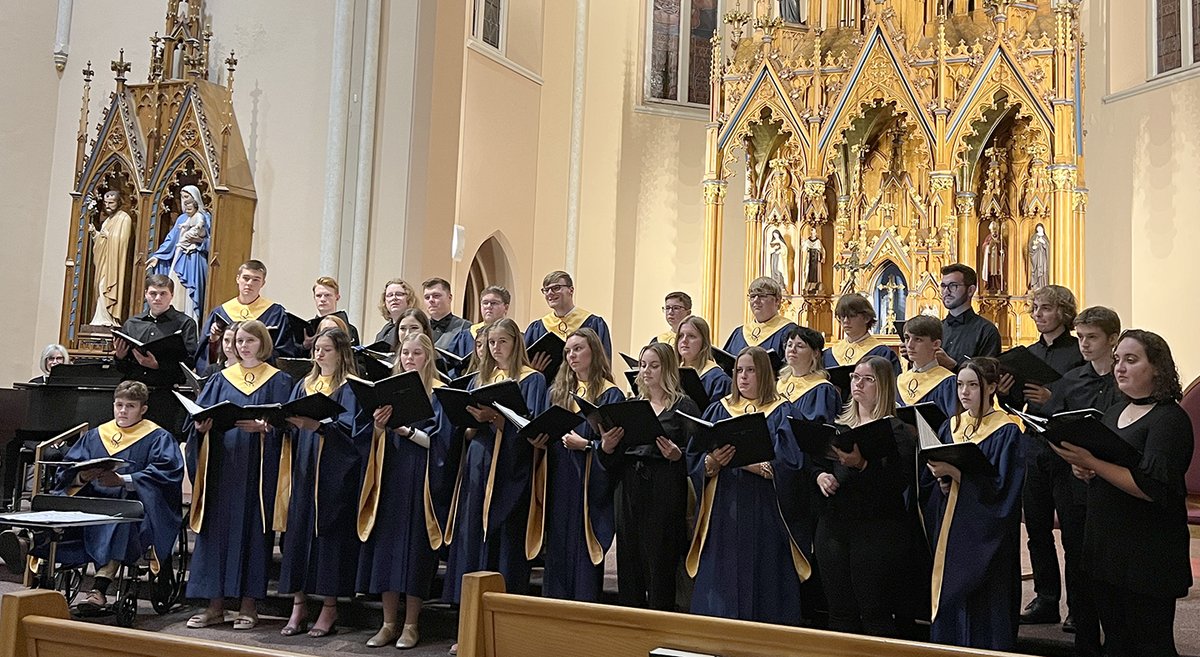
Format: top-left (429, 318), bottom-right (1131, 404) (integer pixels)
top-left (1092, 579), bottom-right (1178, 657)
top-left (815, 515), bottom-right (904, 637)
top-left (613, 459), bottom-right (687, 611)
top-left (1022, 437), bottom-right (1084, 611)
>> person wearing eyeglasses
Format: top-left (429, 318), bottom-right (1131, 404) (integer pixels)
top-left (446, 285), bottom-right (512, 369)
top-left (523, 271), bottom-right (612, 372)
top-left (936, 264), bottom-right (1000, 371)
top-left (721, 277), bottom-right (797, 366)
top-left (652, 291), bottom-right (692, 347)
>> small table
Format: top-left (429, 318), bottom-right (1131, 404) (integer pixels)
top-left (0, 510), bottom-right (143, 589)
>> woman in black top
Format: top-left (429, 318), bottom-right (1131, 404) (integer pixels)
top-left (598, 342), bottom-right (697, 611)
top-left (1053, 329), bottom-right (1193, 657)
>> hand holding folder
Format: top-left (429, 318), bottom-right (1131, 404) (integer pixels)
top-left (677, 411), bottom-right (775, 469)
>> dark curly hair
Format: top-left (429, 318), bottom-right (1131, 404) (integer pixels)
top-left (1117, 329), bottom-right (1183, 402)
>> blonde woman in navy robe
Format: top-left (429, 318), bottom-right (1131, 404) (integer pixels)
top-left (897, 315), bottom-right (958, 418)
top-left (686, 346), bottom-right (808, 624)
top-left (442, 318), bottom-right (548, 613)
top-left (721, 277), bottom-right (797, 360)
top-left (527, 328), bottom-right (622, 602)
top-left (276, 328), bottom-right (370, 638)
top-left (923, 357), bottom-right (1025, 651)
top-left (523, 271), bottom-right (612, 365)
top-left (357, 333), bottom-right (453, 649)
top-left (675, 315), bottom-right (731, 408)
top-left (823, 294), bottom-right (902, 375)
top-left (776, 325), bottom-right (840, 424)
top-left (185, 320), bottom-right (294, 631)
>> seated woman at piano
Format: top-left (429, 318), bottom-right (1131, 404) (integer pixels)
top-left (50, 381), bottom-right (184, 610)
top-left (31, 344), bottom-right (70, 383)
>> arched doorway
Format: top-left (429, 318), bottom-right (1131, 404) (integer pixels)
top-left (461, 234), bottom-right (515, 322)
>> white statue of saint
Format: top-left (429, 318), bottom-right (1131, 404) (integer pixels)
top-left (88, 190), bottom-right (134, 326)
top-left (1028, 222), bottom-right (1050, 291)
top-left (767, 228), bottom-right (794, 293)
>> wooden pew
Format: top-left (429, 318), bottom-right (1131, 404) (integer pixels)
top-left (0, 589), bottom-right (306, 657)
top-left (457, 572), bottom-right (1016, 657)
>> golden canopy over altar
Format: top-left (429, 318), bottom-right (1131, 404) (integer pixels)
top-left (701, 0), bottom-right (1085, 347)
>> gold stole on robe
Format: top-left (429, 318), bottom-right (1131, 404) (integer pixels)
top-left (897, 366), bottom-right (954, 406)
top-left (274, 375), bottom-right (335, 533)
top-left (474, 367), bottom-right (537, 544)
top-left (656, 330), bottom-right (677, 346)
top-left (64, 420), bottom-right (160, 496)
top-left (740, 314), bottom-right (791, 347)
top-left (189, 362), bottom-right (281, 534)
top-left (776, 372), bottom-right (831, 402)
top-left (220, 295), bottom-right (275, 322)
top-left (829, 334), bottom-right (886, 366)
top-left (525, 379), bottom-right (619, 564)
top-left (686, 396), bottom-right (810, 582)
top-left (539, 307), bottom-right (592, 339)
top-left (929, 411), bottom-right (1016, 620)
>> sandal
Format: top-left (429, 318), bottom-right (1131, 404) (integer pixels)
top-left (307, 600), bottom-right (338, 637)
top-left (186, 609), bottom-right (226, 628)
top-left (232, 614), bottom-right (258, 630)
top-left (280, 601), bottom-right (308, 636)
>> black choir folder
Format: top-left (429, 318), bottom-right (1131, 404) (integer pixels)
top-left (1014, 407), bottom-right (1142, 469)
top-left (676, 411), bottom-right (775, 469)
top-left (826, 365), bottom-right (855, 400)
top-left (433, 379), bottom-right (530, 429)
top-left (348, 370), bottom-right (434, 429)
top-left (111, 329), bottom-right (189, 362)
top-left (526, 332), bottom-right (566, 382)
top-left (40, 457), bottom-right (128, 479)
top-left (788, 417), bottom-right (898, 462)
top-left (896, 402), bottom-right (949, 433)
top-left (494, 403), bottom-right (582, 442)
top-left (914, 410), bottom-right (997, 478)
top-left (352, 343), bottom-right (395, 382)
top-left (178, 363), bottom-right (210, 393)
top-left (574, 397), bottom-right (666, 447)
top-left (998, 345), bottom-right (1063, 387)
top-left (711, 347), bottom-right (782, 375)
top-left (275, 357), bottom-right (314, 381)
top-left (436, 348), bottom-right (470, 373)
top-left (619, 352), bottom-right (640, 369)
top-left (173, 390), bottom-right (346, 428)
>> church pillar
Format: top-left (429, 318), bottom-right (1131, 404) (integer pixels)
top-left (743, 199), bottom-right (766, 324)
top-left (955, 190), bottom-right (977, 269)
top-left (1048, 164), bottom-right (1079, 293)
top-left (701, 180), bottom-right (727, 326)
top-left (319, 0), bottom-right (354, 277)
top-left (348, 0), bottom-right (383, 323)
top-left (53, 0), bottom-right (72, 71)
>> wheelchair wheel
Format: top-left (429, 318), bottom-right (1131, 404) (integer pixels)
top-left (54, 567), bottom-right (83, 604)
top-left (114, 575), bottom-right (137, 628)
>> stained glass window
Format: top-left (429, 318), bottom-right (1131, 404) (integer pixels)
top-left (1158, 0), bottom-right (1183, 73)
top-left (482, 0), bottom-right (502, 50)
top-left (687, 0), bottom-right (718, 104)
top-left (648, 0), bottom-right (682, 100)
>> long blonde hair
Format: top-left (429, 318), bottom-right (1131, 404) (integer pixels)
top-left (676, 315), bottom-right (715, 370)
top-left (836, 355), bottom-right (897, 427)
top-left (393, 332), bottom-right (439, 394)
top-left (636, 342), bottom-right (685, 406)
top-left (550, 328), bottom-right (614, 407)
top-left (478, 318), bottom-right (530, 382)
top-left (305, 328), bottom-right (358, 391)
top-left (729, 346), bottom-right (779, 406)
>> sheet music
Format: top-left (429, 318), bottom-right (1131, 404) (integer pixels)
top-left (0, 510), bottom-right (124, 524)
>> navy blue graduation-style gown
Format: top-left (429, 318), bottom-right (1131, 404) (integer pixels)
top-left (356, 385), bottom-right (454, 598)
top-left (277, 380), bottom-right (371, 597)
top-left (823, 335), bottom-right (903, 375)
top-left (441, 368), bottom-right (549, 603)
top-left (194, 297), bottom-right (300, 371)
top-left (53, 421), bottom-right (183, 568)
top-left (523, 308), bottom-right (613, 357)
top-left (685, 397), bottom-right (810, 625)
top-left (721, 315), bottom-right (796, 359)
top-left (923, 413), bottom-right (1025, 651)
top-left (777, 373), bottom-right (841, 424)
top-left (695, 362), bottom-right (732, 408)
top-left (530, 383), bottom-right (623, 602)
top-left (897, 366), bottom-right (958, 420)
top-left (185, 363), bottom-right (294, 600)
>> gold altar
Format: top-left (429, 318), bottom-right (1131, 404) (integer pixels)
top-left (701, 0), bottom-right (1085, 347)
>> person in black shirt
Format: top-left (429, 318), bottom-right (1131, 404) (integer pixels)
top-left (996, 285), bottom-right (1085, 629)
top-left (422, 277), bottom-right (471, 350)
top-left (934, 264), bottom-right (1000, 370)
top-left (113, 275), bottom-right (199, 434)
top-left (1053, 330), bottom-right (1193, 657)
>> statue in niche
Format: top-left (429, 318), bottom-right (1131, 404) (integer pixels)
top-left (1027, 222), bottom-right (1050, 291)
top-left (876, 276), bottom-right (905, 332)
top-left (88, 190), bottom-right (134, 326)
top-left (801, 226), bottom-right (825, 293)
top-left (980, 219), bottom-right (1006, 293)
top-left (779, 0), bottom-right (804, 23)
top-left (767, 228), bottom-right (795, 293)
top-left (764, 158), bottom-right (796, 223)
top-left (148, 184), bottom-right (211, 324)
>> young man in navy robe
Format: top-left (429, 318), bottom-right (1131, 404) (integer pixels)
top-left (722, 276), bottom-right (796, 367)
top-left (195, 260), bottom-right (300, 371)
top-left (523, 270), bottom-right (612, 366)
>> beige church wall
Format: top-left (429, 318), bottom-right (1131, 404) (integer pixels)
top-left (0, 0), bottom-right (61, 384)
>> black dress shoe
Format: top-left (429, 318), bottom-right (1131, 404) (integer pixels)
top-left (0, 529), bottom-right (28, 573)
top-left (1020, 597), bottom-right (1061, 624)
top-left (1062, 614), bottom-right (1076, 633)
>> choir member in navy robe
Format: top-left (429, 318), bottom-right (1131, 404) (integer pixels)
top-left (51, 381), bottom-right (183, 609)
top-left (685, 346), bottom-right (809, 624)
top-left (598, 342), bottom-right (697, 610)
top-left (374, 278), bottom-right (419, 349)
top-left (823, 294), bottom-right (902, 375)
top-left (445, 285), bottom-right (511, 374)
top-left (194, 260), bottom-right (300, 371)
top-left (649, 291), bottom-right (692, 347)
top-left (721, 277), bottom-right (797, 363)
top-left (1051, 330), bottom-right (1193, 657)
top-left (276, 328), bottom-right (370, 637)
top-left (184, 320), bottom-right (295, 631)
top-left (201, 321), bottom-right (240, 378)
top-left (777, 326), bottom-right (840, 423)
top-left (923, 358), bottom-right (1025, 651)
top-left (676, 316), bottom-right (732, 408)
top-left (442, 319), bottom-right (548, 623)
top-left (527, 328), bottom-right (621, 602)
top-left (897, 315), bottom-right (958, 418)
top-left (357, 333), bottom-right (455, 649)
top-left (809, 357), bottom-right (912, 637)
top-left (524, 271), bottom-right (612, 369)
